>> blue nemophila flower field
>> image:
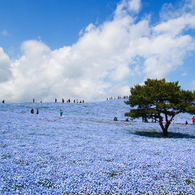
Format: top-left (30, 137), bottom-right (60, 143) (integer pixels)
top-left (0, 99), bottom-right (195, 194)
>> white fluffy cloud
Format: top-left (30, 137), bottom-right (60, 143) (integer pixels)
top-left (1, 0), bottom-right (195, 102)
top-left (127, 0), bottom-right (141, 12)
top-left (0, 48), bottom-right (11, 82)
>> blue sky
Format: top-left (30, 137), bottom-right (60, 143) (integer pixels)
top-left (0, 0), bottom-right (119, 54)
top-left (0, 0), bottom-right (195, 103)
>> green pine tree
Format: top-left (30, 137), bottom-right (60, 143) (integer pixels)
top-left (125, 78), bottom-right (195, 136)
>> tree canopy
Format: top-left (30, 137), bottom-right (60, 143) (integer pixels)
top-left (125, 78), bottom-right (195, 136)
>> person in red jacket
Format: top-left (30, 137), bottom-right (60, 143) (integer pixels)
top-left (192, 116), bottom-right (195, 125)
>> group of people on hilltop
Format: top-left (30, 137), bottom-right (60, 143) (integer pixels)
top-left (55, 98), bottom-right (84, 103)
top-left (74, 99), bottom-right (84, 103)
top-left (106, 96), bottom-right (129, 100)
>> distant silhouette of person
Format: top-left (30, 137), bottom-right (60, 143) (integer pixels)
top-left (60, 109), bottom-right (63, 116)
top-left (185, 121), bottom-right (188, 125)
top-left (36, 108), bottom-right (39, 114)
top-left (31, 108), bottom-right (34, 114)
top-left (170, 119), bottom-right (174, 124)
top-left (114, 117), bottom-right (117, 121)
top-left (2, 100), bottom-right (4, 103)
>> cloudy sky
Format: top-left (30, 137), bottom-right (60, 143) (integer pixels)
top-left (0, 0), bottom-right (195, 103)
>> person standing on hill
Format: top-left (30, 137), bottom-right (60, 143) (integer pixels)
top-left (192, 116), bottom-right (195, 125)
top-left (31, 108), bottom-right (34, 114)
top-left (36, 108), bottom-right (39, 114)
top-left (60, 109), bottom-right (63, 117)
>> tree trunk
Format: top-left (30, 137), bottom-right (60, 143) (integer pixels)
top-left (160, 123), bottom-right (168, 137)
top-left (164, 113), bottom-right (170, 137)
top-left (158, 113), bottom-right (169, 137)
top-left (163, 128), bottom-right (168, 137)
